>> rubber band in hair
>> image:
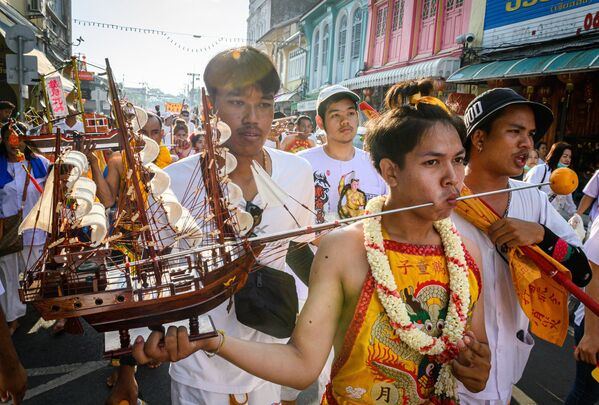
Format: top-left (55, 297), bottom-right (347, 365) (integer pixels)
top-left (414, 96), bottom-right (451, 114)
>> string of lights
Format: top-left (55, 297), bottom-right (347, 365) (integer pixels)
top-left (73, 18), bottom-right (290, 52)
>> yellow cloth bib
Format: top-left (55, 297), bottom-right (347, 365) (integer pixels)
top-left (456, 186), bottom-right (571, 345)
top-left (323, 234), bottom-right (481, 405)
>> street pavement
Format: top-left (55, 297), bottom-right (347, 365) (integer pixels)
top-left (13, 305), bottom-right (580, 404)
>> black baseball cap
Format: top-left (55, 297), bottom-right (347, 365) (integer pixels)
top-left (463, 88), bottom-right (553, 141)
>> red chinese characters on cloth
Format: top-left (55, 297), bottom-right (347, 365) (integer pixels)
top-left (45, 76), bottom-right (68, 117)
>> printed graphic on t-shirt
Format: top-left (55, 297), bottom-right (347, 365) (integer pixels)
top-left (338, 171), bottom-right (367, 219)
top-left (314, 171), bottom-right (330, 224)
top-left (314, 169), bottom-right (378, 223)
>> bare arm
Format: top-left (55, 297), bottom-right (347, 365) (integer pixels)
top-left (0, 307), bottom-right (26, 404)
top-left (576, 195), bottom-right (596, 217)
top-left (217, 235), bottom-right (345, 389)
top-left (133, 230), bottom-right (348, 390)
top-left (82, 142), bottom-right (120, 207)
top-left (103, 156), bottom-right (123, 206)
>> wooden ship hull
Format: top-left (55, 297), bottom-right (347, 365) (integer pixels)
top-left (21, 245), bottom-right (262, 337)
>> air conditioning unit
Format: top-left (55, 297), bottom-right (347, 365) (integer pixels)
top-left (27, 0), bottom-right (44, 14)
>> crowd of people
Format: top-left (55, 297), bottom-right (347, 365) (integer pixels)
top-left (0, 46), bottom-right (598, 405)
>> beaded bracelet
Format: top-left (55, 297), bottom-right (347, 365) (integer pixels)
top-left (204, 329), bottom-right (226, 358)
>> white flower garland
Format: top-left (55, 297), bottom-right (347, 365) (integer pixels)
top-left (363, 196), bottom-right (471, 401)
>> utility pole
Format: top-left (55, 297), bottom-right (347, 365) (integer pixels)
top-left (187, 72), bottom-right (201, 108)
top-left (6, 25), bottom-right (37, 118)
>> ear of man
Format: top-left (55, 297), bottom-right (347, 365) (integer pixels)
top-left (471, 129), bottom-right (487, 153)
top-left (379, 158), bottom-right (400, 188)
top-left (315, 115), bottom-right (324, 130)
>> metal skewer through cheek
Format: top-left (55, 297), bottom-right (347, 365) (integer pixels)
top-left (117, 179), bottom-right (555, 265)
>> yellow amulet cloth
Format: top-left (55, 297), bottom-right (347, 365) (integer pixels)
top-left (323, 235), bottom-right (481, 405)
top-left (455, 187), bottom-right (572, 345)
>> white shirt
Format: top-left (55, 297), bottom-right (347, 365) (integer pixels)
top-left (298, 146), bottom-right (387, 224)
top-left (164, 148), bottom-right (315, 393)
top-left (54, 119), bottom-right (85, 134)
top-left (582, 170), bottom-right (599, 224)
top-left (574, 217), bottom-right (599, 325)
top-left (264, 139), bottom-right (278, 149)
top-left (525, 163), bottom-right (577, 218)
top-left (0, 157), bottom-right (50, 246)
top-left (453, 179), bottom-right (581, 404)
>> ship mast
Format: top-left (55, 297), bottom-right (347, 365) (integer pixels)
top-left (200, 89), bottom-right (235, 245)
top-left (105, 59), bottom-right (161, 282)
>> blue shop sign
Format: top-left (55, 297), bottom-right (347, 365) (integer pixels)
top-left (485, 0), bottom-right (599, 30)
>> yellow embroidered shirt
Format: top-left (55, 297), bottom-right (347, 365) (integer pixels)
top-left (323, 233), bottom-right (481, 405)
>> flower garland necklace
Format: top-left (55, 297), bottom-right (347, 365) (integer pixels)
top-left (363, 196), bottom-right (471, 402)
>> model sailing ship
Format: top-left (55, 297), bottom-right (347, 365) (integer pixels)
top-left (17, 59), bottom-right (272, 354)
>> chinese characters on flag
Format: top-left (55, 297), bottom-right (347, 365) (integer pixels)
top-left (45, 75), bottom-right (68, 118)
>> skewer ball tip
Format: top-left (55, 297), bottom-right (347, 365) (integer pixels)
top-left (549, 167), bottom-right (578, 195)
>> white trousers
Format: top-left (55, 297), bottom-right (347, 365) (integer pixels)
top-left (0, 245), bottom-right (43, 322)
top-left (171, 379), bottom-right (281, 405)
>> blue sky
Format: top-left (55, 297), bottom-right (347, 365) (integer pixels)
top-left (72, 0), bottom-right (250, 95)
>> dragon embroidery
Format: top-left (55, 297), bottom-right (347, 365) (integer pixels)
top-left (367, 282), bottom-right (449, 404)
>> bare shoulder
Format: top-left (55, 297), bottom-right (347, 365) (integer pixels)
top-left (107, 152), bottom-right (123, 168)
top-left (318, 222), bottom-right (364, 258)
top-left (314, 222), bottom-right (366, 278)
top-left (311, 222), bottom-right (369, 305)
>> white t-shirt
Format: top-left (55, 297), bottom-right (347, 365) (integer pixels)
top-left (525, 163), bottom-right (577, 218)
top-left (264, 139), bottom-right (278, 149)
top-left (0, 157), bottom-right (50, 246)
top-left (453, 179), bottom-right (582, 404)
top-left (54, 120), bottom-right (85, 134)
top-left (298, 146), bottom-right (387, 223)
top-left (582, 170), bottom-right (599, 224)
top-left (163, 148), bottom-right (315, 394)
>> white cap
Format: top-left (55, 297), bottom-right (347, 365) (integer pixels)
top-left (316, 85), bottom-right (360, 118)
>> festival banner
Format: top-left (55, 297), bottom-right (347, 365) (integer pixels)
top-left (165, 102), bottom-right (183, 113)
top-left (45, 75), bottom-right (69, 118)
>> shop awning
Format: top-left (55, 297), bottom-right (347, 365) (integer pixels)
top-left (274, 91), bottom-right (299, 103)
top-left (27, 48), bottom-right (75, 91)
top-left (341, 57), bottom-right (461, 90)
top-left (447, 48), bottom-right (599, 83)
